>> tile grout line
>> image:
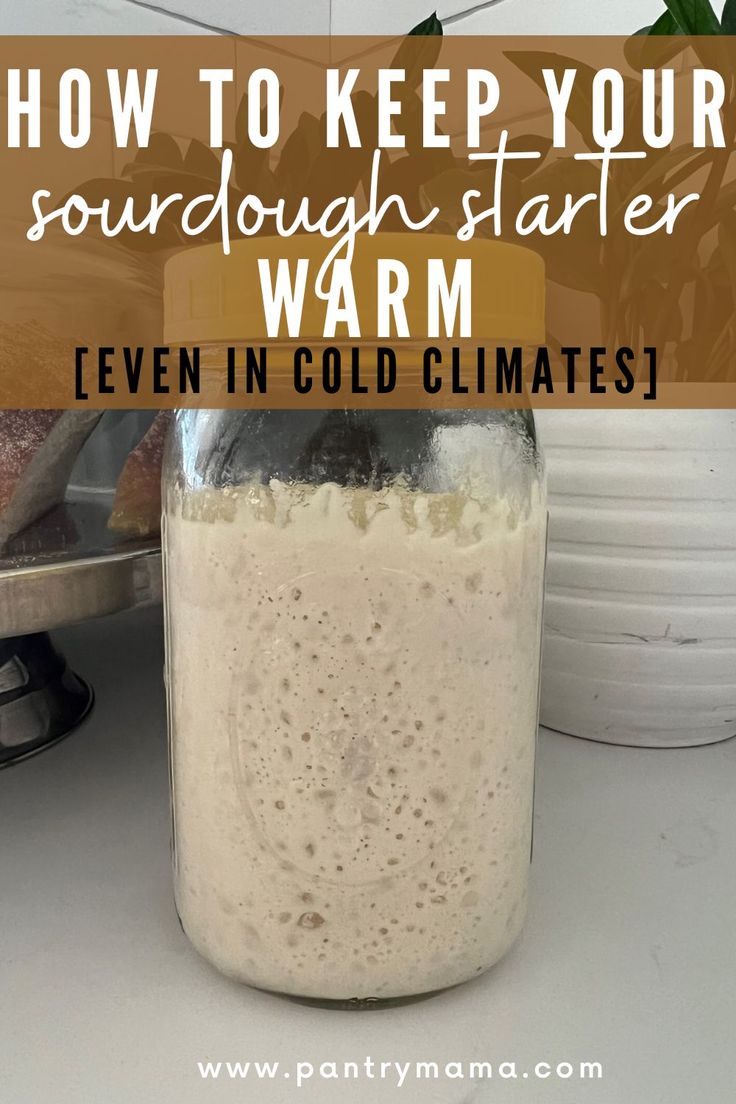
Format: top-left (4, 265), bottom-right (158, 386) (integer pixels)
top-left (327, 0), bottom-right (510, 51)
top-left (443, 0), bottom-right (511, 27)
top-left (232, 36), bottom-right (329, 69)
top-left (119, 0), bottom-right (511, 39)
top-left (120, 0), bottom-right (331, 69)
top-left (118, 0), bottom-right (235, 35)
top-left (329, 0), bottom-right (333, 63)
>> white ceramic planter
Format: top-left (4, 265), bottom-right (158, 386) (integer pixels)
top-left (535, 409), bottom-right (736, 747)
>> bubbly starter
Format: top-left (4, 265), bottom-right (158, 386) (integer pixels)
top-left (165, 480), bottom-right (545, 1000)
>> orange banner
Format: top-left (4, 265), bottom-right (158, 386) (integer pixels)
top-left (1, 35), bottom-right (735, 408)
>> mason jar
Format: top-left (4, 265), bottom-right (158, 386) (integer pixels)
top-left (162, 238), bottom-right (547, 1005)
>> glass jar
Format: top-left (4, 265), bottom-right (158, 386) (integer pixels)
top-left (162, 240), bottom-right (547, 1006)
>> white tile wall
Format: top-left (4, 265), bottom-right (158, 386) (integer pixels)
top-left (331, 0), bottom-right (480, 37)
top-left (2, 0), bottom-right (726, 36)
top-left (445, 0), bottom-right (686, 35)
top-left (135, 0), bottom-right (330, 35)
top-left (331, 0), bottom-right (703, 36)
top-left (0, 0), bottom-right (219, 35)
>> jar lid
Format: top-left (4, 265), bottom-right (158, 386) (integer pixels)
top-left (163, 234), bottom-right (545, 344)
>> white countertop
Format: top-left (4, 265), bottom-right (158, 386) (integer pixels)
top-left (2, 605), bottom-right (735, 1104)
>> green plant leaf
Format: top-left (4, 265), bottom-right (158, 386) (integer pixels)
top-left (649, 10), bottom-right (683, 33)
top-left (513, 158), bottom-right (608, 294)
top-left (722, 0), bottom-right (736, 33)
top-left (664, 0), bottom-right (721, 35)
top-left (128, 132), bottom-right (183, 172)
top-left (391, 14), bottom-right (443, 90)
top-left (614, 145), bottom-right (716, 216)
top-left (639, 279), bottom-right (684, 345)
top-left (505, 50), bottom-right (607, 150)
top-left (408, 12), bottom-right (442, 35)
top-left (182, 138), bottom-right (222, 183)
top-left (503, 134), bottom-right (553, 178)
top-left (273, 111), bottom-right (322, 203)
top-left (625, 12), bottom-right (686, 68)
top-left (233, 87), bottom-right (285, 192)
top-left (718, 213), bottom-right (736, 302)
top-left (621, 201), bottom-right (704, 296)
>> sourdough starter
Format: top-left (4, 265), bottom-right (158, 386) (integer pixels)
top-left (165, 479), bottom-right (545, 1000)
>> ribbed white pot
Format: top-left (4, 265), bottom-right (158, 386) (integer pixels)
top-left (535, 409), bottom-right (736, 747)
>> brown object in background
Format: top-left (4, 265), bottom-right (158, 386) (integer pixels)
top-left (108, 412), bottom-right (171, 539)
top-left (0, 410), bottom-right (102, 550)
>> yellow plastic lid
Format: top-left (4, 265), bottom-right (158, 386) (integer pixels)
top-left (164, 233), bottom-right (545, 344)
